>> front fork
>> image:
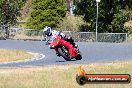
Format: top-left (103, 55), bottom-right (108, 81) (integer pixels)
top-left (55, 48), bottom-right (61, 57)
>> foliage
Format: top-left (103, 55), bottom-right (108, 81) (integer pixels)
top-left (60, 16), bottom-right (85, 31)
top-left (0, 0), bottom-right (4, 24)
top-left (0, 0), bottom-right (26, 25)
top-left (27, 0), bottom-right (66, 30)
top-left (111, 9), bottom-right (131, 33)
top-left (73, 0), bottom-right (132, 33)
top-left (124, 20), bottom-right (132, 34)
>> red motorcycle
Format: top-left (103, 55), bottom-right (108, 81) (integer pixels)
top-left (49, 35), bottom-right (82, 61)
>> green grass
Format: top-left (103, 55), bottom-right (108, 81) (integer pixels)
top-left (0, 49), bottom-right (33, 62)
top-left (0, 60), bottom-right (131, 88)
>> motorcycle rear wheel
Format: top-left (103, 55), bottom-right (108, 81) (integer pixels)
top-left (57, 47), bottom-right (71, 61)
top-left (75, 51), bottom-right (82, 60)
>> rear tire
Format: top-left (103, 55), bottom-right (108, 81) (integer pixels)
top-left (57, 47), bottom-right (71, 61)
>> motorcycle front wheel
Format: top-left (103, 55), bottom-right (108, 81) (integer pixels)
top-left (57, 47), bottom-right (71, 61)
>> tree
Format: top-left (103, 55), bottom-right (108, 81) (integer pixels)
top-left (0, 0), bottom-right (26, 38)
top-left (0, 0), bottom-right (4, 24)
top-left (73, 0), bottom-right (132, 33)
top-left (27, 0), bottom-right (66, 30)
top-left (60, 16), bottom-right (85, 31)
top-left (0, 0), bottom-right (26, 25)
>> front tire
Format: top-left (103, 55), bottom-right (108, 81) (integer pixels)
top-left (57, 47), bottom-right (71, 61)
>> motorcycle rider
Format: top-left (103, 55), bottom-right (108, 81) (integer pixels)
top-left (43, 26), bottom-right (76, 47)
top-left (43, 26), bottom-right (78, 59)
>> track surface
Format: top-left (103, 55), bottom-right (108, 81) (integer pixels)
top-left (0, 40), bottom-right (132, 67)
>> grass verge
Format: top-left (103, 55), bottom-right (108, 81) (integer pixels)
top-left (0, 49), bottom-right (33, 62)
top-left (0, 60), bottom-right (131, 88)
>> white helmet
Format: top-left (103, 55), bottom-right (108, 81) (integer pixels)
top-left (43, 26), bottom-right (52, 36)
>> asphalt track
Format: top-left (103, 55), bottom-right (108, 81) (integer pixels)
top-left (0, 40), bottom-right (132, 67)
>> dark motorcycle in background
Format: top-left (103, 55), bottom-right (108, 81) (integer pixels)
top-left (49, 35), bottom-right (82, 61)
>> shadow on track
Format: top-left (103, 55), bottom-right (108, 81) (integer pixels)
top-left (56, 59), bottom-right (77, 63)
